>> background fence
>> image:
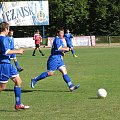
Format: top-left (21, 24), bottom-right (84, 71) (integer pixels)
top-left (41, 35), bottom-right (120, 47)
top-left (95, 35), bottom-right (120, 46)
top-left (14, 35), bottom-right (120, 49)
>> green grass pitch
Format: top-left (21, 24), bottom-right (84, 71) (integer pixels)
top-left (0, 47), bottom-right (120, 120)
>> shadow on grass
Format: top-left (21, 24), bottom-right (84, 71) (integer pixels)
top-left (31, 89), bottom-right (69, 93)
top-left (17, 55), bottom-right (48, 59)
top-left (4, 89), bottom-right (69, 93)
top-left (0, 109), bottom-right (19, 112)
top-left (88, 97), bottom-right (99, 99)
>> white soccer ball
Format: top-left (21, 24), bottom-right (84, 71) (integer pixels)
top-left (97, 88), bottom-right (107, 98)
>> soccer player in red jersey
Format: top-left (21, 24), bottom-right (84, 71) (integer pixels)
top-left (32, 29), bottom-right (44, 56)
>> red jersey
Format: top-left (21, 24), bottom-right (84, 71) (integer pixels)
top-left (33, 33), bottom-right (42, 44)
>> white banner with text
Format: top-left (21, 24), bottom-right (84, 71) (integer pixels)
top-left (47, 36), bottom-right (96, 47)
top-left (13, 36), bottom-right (96, 49)
top-left (0, 1), bottom-right (49, 26)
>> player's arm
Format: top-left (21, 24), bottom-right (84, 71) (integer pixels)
top-left (59, 47), bottom-right (71, 56)
top-left (33, 35), bottom-right (35, 40)
top-left (59, 47), bottom-right (71, 52)
top-left (70, 34), bottom-right (73, 38)
top-left (7, 49), bottom-right (24, 55)
top-left (3, 38), bottom-right (24, 55)
top-left (56, 39), bottom-right (71, 52)
top-left (40, 35), bottom-right (42, 42)
top-left (33, 34), bottom-right (37, 40)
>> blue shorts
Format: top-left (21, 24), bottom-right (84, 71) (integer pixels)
top-left (0, 63), bottom-right (18, 83)
top-left (10, 54), bottom-right (16, 59)
top-left (67, 43), bottom-right (73, 48)
top-left (47, 56), bottom-right (65, 71)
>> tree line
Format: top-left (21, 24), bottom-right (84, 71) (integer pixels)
top-left (49, 0), bottom-right (120, 36)
top-left (1, 0), bottom-right (120, 37)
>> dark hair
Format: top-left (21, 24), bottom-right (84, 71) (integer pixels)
top-left (8, 30), bottom-right (14, 36)
top-left (56, 28), bottom-right (64, 34)
top-left (36, 29), bottom-right (39, 32)
top-left (9, 29), bottom-right (14, 32)
top-left (0, 22), bottom-right (9, 32)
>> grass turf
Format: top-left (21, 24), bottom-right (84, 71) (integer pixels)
top-left (0, 47), bottom-right (120, 120)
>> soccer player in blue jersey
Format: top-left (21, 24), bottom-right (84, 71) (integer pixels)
top-left (0, 22), bottom-right (29, 110)
top-left (31, 28), bottom-right (80, 92)
top-left (64, 29), bottom-right (78, 57)
top-left (8, 30), bottom-right (24, 72)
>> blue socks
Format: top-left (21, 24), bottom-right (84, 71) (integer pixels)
top-left (33, 73), bottom-right (73, 88)
top-left (34, 72), bottom-right (49, 82)
top-left (14, 86), bottom-right (21, 105)
top-left (14, 61), bottom-right (20, 69)
top-left (63, 74), bottom-right (73, 87)
top-left (71, 49), bottom-right (75, 55)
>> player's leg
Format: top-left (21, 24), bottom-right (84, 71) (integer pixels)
top-left (31, 57), bottom-right (56, 88)
top-left (13, 56), bottom-right (24, 72)
top-left (10, 65), bottom-right (29, 110)
top-left (38, 45), bottom-right (44, 56)
top-left (32, 46), bottom-right (37, 56)
top-left (0, 83), bottom-right (7, 92)
top-left (31, 71), bottom-right (53, 88)
top-left (38, 47), bottom-right (44, 56)
top-left (59, 66), bottom-right (80, 92)
top-left (11, 76), bottom-right (22, 106)
top-left (11, 76), bottom-right (29, 110)
top-left (0, 63), bottom-right (8, 91)
top-left (67, 44), bottom-right (78, 57)
top-left (71, 48), bottom-right (75, 55)
top-left (70, 46), bottom-right (78, 57)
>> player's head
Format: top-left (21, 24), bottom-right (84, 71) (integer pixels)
top-left (36, 29), bottom-right (40, 34)
top-left (66, 29), bottom-right (70, 33)
top-left (9, 30), bottom-right (14, 37)
top-left (56, 28), bottom-right (64, 39)
top-left (0, 22), bottom-right (9, 35)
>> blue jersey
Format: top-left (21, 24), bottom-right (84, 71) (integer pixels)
top-left (9, 36), bottom-right (14, 50)
top-left (51, 36), bottom-right (64, 57)
top-left (47, 36), bottom-right (65, 71)
top-left (64, 33), bottom-right (73, 47)
top-left (0, 35), bottom-right (11, 63)
top-left (8, 36), bottom-right (16, 59)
